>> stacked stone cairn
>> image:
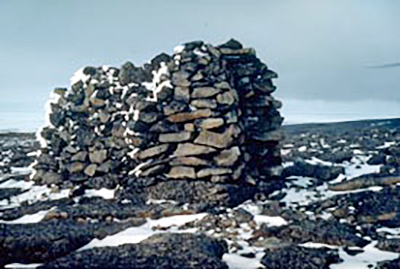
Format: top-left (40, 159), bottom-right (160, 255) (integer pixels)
top-left (32, 39), bottom-right (283, 192)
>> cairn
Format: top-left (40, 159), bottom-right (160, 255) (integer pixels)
top-left (32, 39), bottom-right (283, 191)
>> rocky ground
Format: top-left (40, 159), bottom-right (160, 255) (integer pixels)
top-left (1, 118), bottom-right (400, 268)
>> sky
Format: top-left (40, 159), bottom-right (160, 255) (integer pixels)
top-left (0, 0), bottom-right (399, 131)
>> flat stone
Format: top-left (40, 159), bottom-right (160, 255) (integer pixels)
top-left (173, 143), bottom-right (217, 157)
top-left (167, 166), bottom-right (196, 179)
top-left (137, 144), bottom-right (170, 160)
top-left (54, 88), bottom-right (67, 96)
top-left (90, 98), bottom-right (106, 107)
top-left (69, 162), bottom-right (85, 173)
top-left (191, 87), bottom-right (221, 98)
top-left (219, 48), bottom-right (256, 55)
top-left (190, 99), bottom-right (217, 109)
top-left (171, 71), bottom-right (191, 87)
top-left (214, 147), bottom-right (241, 166)
top-left (195, 118), bottom-right (224, 129)
top-left (89, 150), bottom-right (108, 164)
top-left (71, 151), bottom-right (88, 162)
top-left (214, 81), bottom-right (231, 90)
top-left (41, 171), bottom-right (63, 185)
top-left (170, 157), bottom-right (209, 166)
top-left (216, 91), bottom-right (235, 105)
top-left (139, 112), bottom-right (159, 124)
top-left (163, 101), bottom-right (187, 116)
top-left (194, 127), bottom-right (234, 149)
top-left (184, 123), bottom-right (196, 132)
top-left (159, 132), bottom-right (192, 143)
top-left (97, 160), bottom-right (113, 173)
top-left (167, 109), bottom-right (212, 123)
top-left (174, 86), bottom-right (190, 102)
top-left (197, 168), bottom-right (233, 178)
top-left (84, 164), bottom-right (97, 177)
top-left (141, 164), bottom-right (165, 177)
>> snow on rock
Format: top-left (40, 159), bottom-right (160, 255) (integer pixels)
top-left (330, 242), bottom-right (399, 269)
top-left (0, 209), bottom-right (52, 224)
top-left (79, 213), bottom-right (207, 251)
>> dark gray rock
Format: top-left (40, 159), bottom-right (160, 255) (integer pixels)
top-left (255, 219), bottom-right (369, 248)
top-left (40, 233), bottom-right (228, 269)
top-left (282, 162), bottom-right (344, 182)
top-left (0, 219), bottom-right (144, 266)
top-left (261, 245), bottom-right (341, 269)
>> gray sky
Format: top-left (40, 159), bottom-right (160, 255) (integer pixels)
top-left (0, 0), bottom-right (399, 128)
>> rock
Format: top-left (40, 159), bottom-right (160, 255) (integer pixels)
top-left (329, 175), bottom-right (400, 192)
top-left (137, 144), bottom-right (170, 160)
top-left (184, 123), bottom-right (196, 132)
top-left (40, 233), bottom-right (228, 269)
top-left (214, 147), bottom-right (240, 166)
top-left (173, 143), bottom-right (217, 157)
top-left (191, 87), bottom-right (221, 98)
top-left (190, 99), bottom-right (217, 109)
top-left (159, 132), bottom-right (192, 143)
top-left (170, 157), bottom-right (209, 166)
top-left (71, 151), bottom-right (88, 162)
top-left (140, 164), bottom-right (166, 177)
top-left (261, 245), bottom-right (341, 269)
top-left (218, 38), bottom-right (243, 50)
top-left (376, 238), bottom-right (400, 253)
top-left (167, 166), bottom-right (196, 179)
top-left (41, 171), bottom-right (63, 185)
top-left (89, 150), bottom-right (108, 164)
top-left (258, 219), bottom-right (369, 248)
top-left (167, 109), bottom-right (212, 123)
top-left (195, 118), bottom-right (224, 129)
top-left (197, 168), bottom-right (233, 178)
top-left (174, 86), bottom-right (190, 102)
top-left (90, 97), bottom-right (106, 107)
top-left (194, 128), bottom-right (234, 149)
top-left (0, 220), bottom-right (145, 267)
top-left (163, 100), bottom-right (188, 116)
top-left (216, 91), bottom-right (235, 105)
top-left (283, 162), bottom-right (344, 182)
top-left (69, 162), bottom-right (85, 173)
top-left (84, 164), bottom-right (97, 177)
top-left (171, 71), bottom-right (191, 86)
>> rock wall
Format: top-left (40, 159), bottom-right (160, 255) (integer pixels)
top-left (32, 39), bottom-right (283, 189)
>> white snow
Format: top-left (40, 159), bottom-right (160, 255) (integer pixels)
top-left (298, 146), bottom-right (307, 152)
top-left (79, 213), bottom-right (206, 251)
top-left (344, 156), bottom-right (381, 179)
top-left (223, 251), bottom-right (264, 269)
top-left (173, 44), bottom-right (185, 54)
top-left (0, 209), bottom-right (51, 224)
top-left (0, 185), bottom-right (70, 209)
top-left (84, 188), bottom-right (115, 200)
top-left (0, 178), bottom-right (33, 189)
top-left (305, 157), bottom-right (335, 166)
top-left (376, 141), bottom-right (396, 149)
top-left (330, 242), bottom-right (398, 269)
top-left (142, 62), bottom-right (172, 102)
top-left (5, 263), bottom-right (42, 269)
top-left (70, 67), bottom-right (90, 85)
top-left (253, 215), bottom-right (288, 226)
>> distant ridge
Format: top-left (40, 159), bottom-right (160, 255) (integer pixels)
top-left (283, 117), bottom-right (400, 135)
